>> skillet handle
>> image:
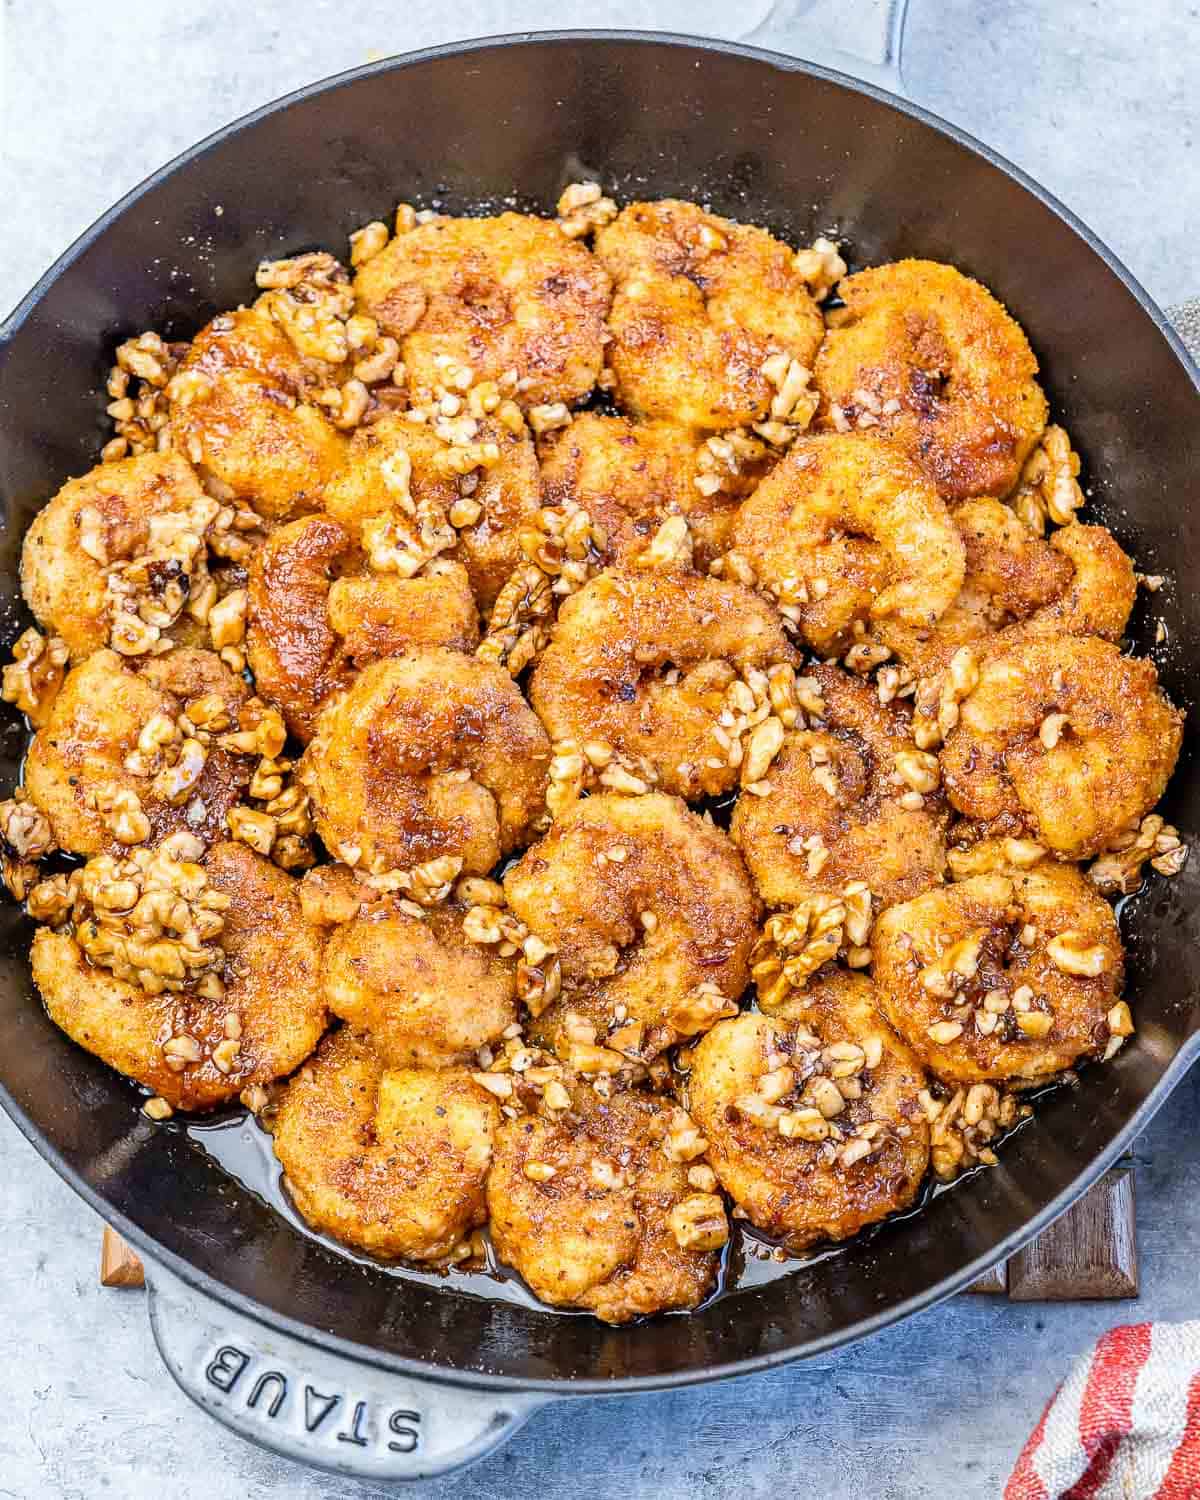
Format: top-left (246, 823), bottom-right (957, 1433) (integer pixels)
top-left (744, 0), bottom-right (909, 94)
top-left (145, 1265), bottom-right (549, 1481)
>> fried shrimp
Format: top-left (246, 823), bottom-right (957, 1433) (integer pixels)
top-left (529, 568), bottom-right (798, 801)
top-left (298, 649), bottom-right (550, 876)
top-left (487, 1082), bottom-right (725, 1322)
top-left (538, 413), bottom-right (771, 570)
top-left (872, 860), bottom-right (1125, 1083)
top-left (24, 647), bottom-right (253, 856)
top-left (814, 259), bottom-right (1049, 502)
top-left (20, 451), bottom-right (213, 661)
top-left (940, 636), bottom-right (1184, 859)
top-left (595, 200), bottom-right (824, 430)
top-left (504, 792), bottom-right (759, 1057)
top-left (272, 1028), bottom-right (498, 1261)
top-left (246, 513), bottom-right (478, 740)
top-left (170, 306), bottom-right (348, 520)
top-left (353, 212), bottom-right (611, 409)
top-left (728, 431), bottom-right (965, 655)
top-left (875, 502), bottom-right (1137, 680)
top-left (323, 409), bottom-right (540, 610)
top-left (323, 896), bottom-right (517, 1068)
top-left (731, 664), bottom-right (949, 910)
top-left (687, 969), bottom-right (930, 1250)
top-left (31, 839), bottom-right (327, 1111)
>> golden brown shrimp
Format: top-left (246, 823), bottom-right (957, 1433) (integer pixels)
top-left (875, 502), bottom-right (1137, 681)
top-left (730, 664), bottom-right (949, 911)
top-left (23, 647), bottom-right (254, 856)
top-left (686, 969), bottom-right (930, 1250)
top-left (20, 452), bottom-right (215, 661)
top-left (323, 896), bottom-right (517, 1068)
top-left (595, 200), bottom-right (824, 430)
top-left (298, 649), bottom-right (550, 876)
top-left (271, 1028), bottom-right (498, 1262)
top-left (814, 259), bottom-right (1049, 502)
top-left (323, 410), bottom-right (540, 610)
top-left (487, 1082), bottom-right (725, 1322)
top-left (353, 213), bottom-right (611, 409)
top-left (538, 413), bottom-right (773, 571)
top-left (31, 838), bottom-right (327, 1111)
top-left (504, 792), bottom-right (759, 1058)
top-left (939, 636), bottom-right (1184, 859)
top-left (728, 432), bottom-right (965, 656)
top-left (170, 305), bottom-right (348, 520)
top-left (872, 861), bottom-right (1125, 1083)
top-left (529, 568), bottom-right (798, 801)
top-left (246, 513), bottom-right (478, 741)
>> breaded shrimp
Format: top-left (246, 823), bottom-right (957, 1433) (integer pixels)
top-left (170, 306), bottom-right (348, 519)
top-left (529, 568), bottom-right (797, 801)
top-left (730, 664), bottom-right (948, 910)
top-left (876, 502), bottom-right (1137, 680)
top-left (687, 969), bottom-right (930, 1250)
top-left (272, 1028), bottom-right (497, 1261)
top-left (324, 410), bottom-right (540, 610)
top-left (872, 862), bottom-right (1125, 1083)
top-left (814, 259), bottom-right (1049, 502)
top-left (595, 200), bottom-right (824, 429)
top-left (298, 649), bottom-right (550, 876)
top-left (323, 896), bottom-right (517, 1068)
top-left (20, 452), bottom-right (212, 661)
top-left (31, 839), bottom-right (327, 1110)
top-left (538, 413), bottom-right (772, 571)
top-left (728, 432), bottom-right (965, 656)
top-left (940, 636), bottom-right (1184, 859)
top-left (487, 1082), bottom-right (724, 1322)
top-left (24, 647), bottom-right (252, 856)
top-left (246, 513), bottom-right (478, 740)
top-left (353, 213), bottom-right (611, 409)
top-left (504, 792), bottom-right (759, 1057)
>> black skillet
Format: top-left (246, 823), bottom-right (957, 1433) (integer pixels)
top-left (1, 25), bottom-right (1198, 1484)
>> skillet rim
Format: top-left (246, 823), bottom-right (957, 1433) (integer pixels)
top-left (1, 28), bottom-right (1198, 1396)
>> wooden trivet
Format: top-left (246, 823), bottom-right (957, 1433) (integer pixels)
top-left (98, 1166), bottom-right (1136, 1300)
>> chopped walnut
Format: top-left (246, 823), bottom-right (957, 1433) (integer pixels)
top-left (556, 182), bottom-right (618, 240)
top-left (1, 628), bottom-right (69, 725)
top-left (920, 1084), bottom-right (1027, 1181)
top-left (1011, 424), bottom-right (1084, 534)
top-left (1087, 813), bottom-right (1187, 893)
top-left (793, 237), bottom-right (848, 301)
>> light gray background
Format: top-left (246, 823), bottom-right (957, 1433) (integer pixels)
top-left (1, 2), bottom-right (1197, 1496)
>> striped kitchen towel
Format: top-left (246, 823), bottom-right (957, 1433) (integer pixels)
top-left (1006, 1323), bottom-right (1200, 1498)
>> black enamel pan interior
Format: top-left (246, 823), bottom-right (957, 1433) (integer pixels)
top-left (1, 32), bottom-right (1198, 1392)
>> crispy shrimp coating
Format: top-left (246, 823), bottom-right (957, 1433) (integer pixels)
top-left (872, 863), bottom-right (1124, 1084)
top-left (731, 664), bottom-right (948, 910)
top-left (595, 200), bottom-right (824, 429)
top-left (170, 307), bottom-right (348, 520)
top-left (539, 413), bottom-right (771, 570)
top-left (298, 649), bottom-right (550, 876)
top-left (31, 841), bottom-right (327, 1110)
top-left (20, 452), bottom-right (211, 661)
top-left (272, 1028), bottom-right (498, 1261)
top-left (940, 636), bottom-right (1184, 859)
top-left (323, 897), bottom-right (517, 1068)
top-left (487, 1083), bottom-right (723, 1322)
top-left (246, 513), bottom-right (478, 740)
top-left (529, 568), bottom-right (797, 800)
top-left (814, 260), bottom-right (1049, 502)
top-left (876, 502), bottom-right (1137, 679)
top-left (324, 411), bottom-right (540, 609)
top-left (24, 647), bottom-right (252, 856)
top-left (505, 792), bottom-right (759, 1057)
top-left (729, 432), bottom-right (965, 656)
top-left (687, 970), bottom-right (930, 1250)
top-left (353, 213), bottom-right (611, 409)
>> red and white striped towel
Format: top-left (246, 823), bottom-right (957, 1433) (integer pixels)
top-left (1007, 1323), bottom-right (1200, 1498)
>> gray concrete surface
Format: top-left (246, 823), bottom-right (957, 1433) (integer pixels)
top-left (2, 2), bottom-right (1199, 1495)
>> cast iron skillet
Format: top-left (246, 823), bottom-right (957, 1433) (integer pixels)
top-left (1, 25), bottom-right (1198, 1484)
